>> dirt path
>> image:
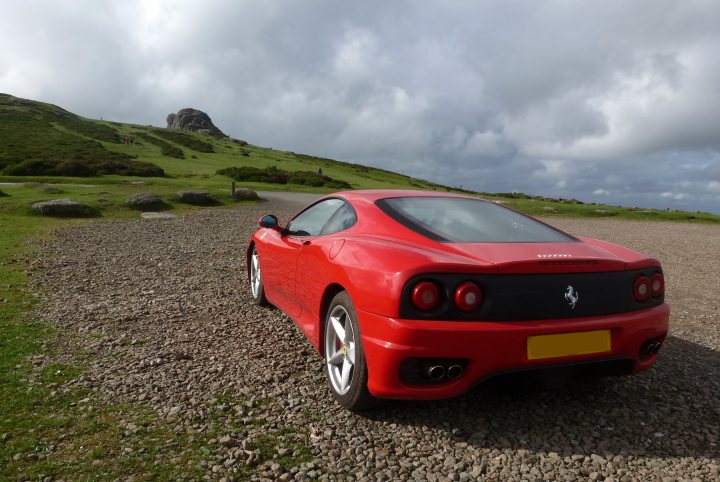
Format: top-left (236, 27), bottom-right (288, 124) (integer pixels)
top-left (28, 202), bottom-right (720, 480)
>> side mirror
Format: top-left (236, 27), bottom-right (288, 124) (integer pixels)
top-left (258, 214), bottom-right (279, 229)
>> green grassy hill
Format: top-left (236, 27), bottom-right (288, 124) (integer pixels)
top-left (1, 92), bottom-right (718, 223)
top-left (0, 93), bottom-right (446, 190)
top-left (0, 94), bottom-right (163, 177)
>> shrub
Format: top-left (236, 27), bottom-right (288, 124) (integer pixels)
top-left (133, 132), bottom-right (185, 159)
top-left (217, 166), bottom-right (351, 189)
top-left (3, 160), bottom-right (57, 176)
top-left (59, 116), bottom-right (121, 143)
top-left (2, 158), bottom-right (164, 177)
top-left (217, 166), bottom-right (287, 184)
top-left (151, 129), bottom-right (214, 153)
top-left (287, 171), bottom-right (325, 187)
top-left (55, 160), bottom-right (95, 177)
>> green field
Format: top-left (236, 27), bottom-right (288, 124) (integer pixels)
top-left (1, 92), bottom-right (720, 479)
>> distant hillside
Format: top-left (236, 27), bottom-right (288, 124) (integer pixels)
top-left (0, 94), bottom-right (164, 177)
top-left (0, 93), bottom-right (450, 191)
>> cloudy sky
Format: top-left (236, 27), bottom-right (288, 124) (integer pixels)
top-left (2, 1), bottom-right (720, 213)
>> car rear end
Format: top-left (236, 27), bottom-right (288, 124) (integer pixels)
top-left (357, 265), bottom-right (669, 399)
top-left (352, 193), bottom-right (670, 399)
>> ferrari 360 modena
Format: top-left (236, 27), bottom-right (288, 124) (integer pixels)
top-left (247, 190), bottom-right (669, 411)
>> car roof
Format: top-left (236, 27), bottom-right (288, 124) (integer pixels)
top-left (328, 189), bottom-right (481, 203)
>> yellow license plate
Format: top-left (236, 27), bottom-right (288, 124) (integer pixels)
top-left (527, 330), bottom-right (611, 360)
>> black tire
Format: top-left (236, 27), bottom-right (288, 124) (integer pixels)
top-left (324, 291), bottom-right (376, 411)
top-left (249, 246), bottom-right (268, 306)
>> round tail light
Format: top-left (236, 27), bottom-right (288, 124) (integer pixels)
top-left (454, 282), bottom-right (483, 312)
top-left (411, 281), bottom-right (440, 311)
top-left (651, 273), bottom-right (664, 297)
top-left (633, 276), bottom-right (651, 302)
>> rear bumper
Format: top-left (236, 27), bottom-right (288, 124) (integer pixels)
top-left (357, 303), bottom-right (670, 399)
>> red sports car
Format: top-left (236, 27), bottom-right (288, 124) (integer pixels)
top-left (247, 190), bottom-right (669, 411)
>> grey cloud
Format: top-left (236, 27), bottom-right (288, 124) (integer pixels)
top-left (705, 161), bottom-right (720, 181)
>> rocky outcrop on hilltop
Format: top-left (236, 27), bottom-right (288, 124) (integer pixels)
top-left (166, 108), bottom-right (226, 137)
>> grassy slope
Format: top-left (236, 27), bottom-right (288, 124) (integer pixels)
top-left (0, 94), bottom-right (164, 177)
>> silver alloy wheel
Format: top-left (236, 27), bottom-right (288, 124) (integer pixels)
top-left (325, 304), bottom-right (356, 395)
top-left (250, 251), bottom-right (261, 299)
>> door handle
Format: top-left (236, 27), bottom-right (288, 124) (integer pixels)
top-left (302, 240), bottom-right (311, 246)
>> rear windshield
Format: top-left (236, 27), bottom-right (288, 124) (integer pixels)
top-left (376, 197), bottom-right (577, 243)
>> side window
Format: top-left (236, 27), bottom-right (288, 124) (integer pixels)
top-left (321, 202), bottom-right (357, 235)
top-left (285, 198), bottom-right (345, 237)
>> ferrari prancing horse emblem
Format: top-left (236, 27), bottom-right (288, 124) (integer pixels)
top-left (565, 285), bottom-right (579, 309)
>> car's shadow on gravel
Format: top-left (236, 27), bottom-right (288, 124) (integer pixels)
top-left (364, 335), bottom-right (720, 459)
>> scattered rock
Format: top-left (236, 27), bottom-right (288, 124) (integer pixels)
top-left (219, 435), bottom-right (239, 447)
top-left (233, 189), bottom-right (259, 201)
top-left (231, 138), bottom-right (248, 146)
top-left (127, 193), bottom-right (165, 209)
top-left (141, 212), bottom-right (177, 220)
top-left (32, 199), bottom-right (95, 217)
top-left (167, 108), bottom-right (226, 137)
top-left (177, 190), bottom-right (217, 205)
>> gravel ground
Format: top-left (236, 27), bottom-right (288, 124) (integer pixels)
top-left (27, 199), bottom-right (720, 481)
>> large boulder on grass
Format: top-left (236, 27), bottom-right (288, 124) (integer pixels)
top-left (127, 192), bottom-right (164, 208)
top-left (177, 190), bottom-right (216, 205)
top-left (32, 199), bottom-right (94, 217)
top-left (234, 188), bottom-right (259, 201)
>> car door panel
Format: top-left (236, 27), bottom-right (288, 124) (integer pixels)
top-left (259, 232), bottom-right (302, 318)
top-left (295, 237), bottom-right (333, 342)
